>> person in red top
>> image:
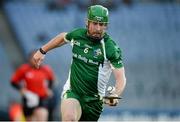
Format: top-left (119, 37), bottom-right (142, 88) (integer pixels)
top-left (10, 50), bottom-right (55, 121)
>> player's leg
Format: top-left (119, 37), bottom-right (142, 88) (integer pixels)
top-left (23, 106), bottom-right (36, 121)
top-left (33, 98), bottom-right (50, 121)
top-left (61, 98), bottom-right (82, 121)
top-left (79, 100), bottom-right (103, 121)
top-left (33, 107), bottom-right (48, 121)
top-left (22, 96), bottom-right (36, 121)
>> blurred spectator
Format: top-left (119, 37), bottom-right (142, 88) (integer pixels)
top-left (47, 0), bottom-right (72, 11)
top-left (76, 0), bottom-right (91, 10)
top-left (94, 0), bottom-right (120, 10)
top-left (122, 0), bottom-right (133, 6)
top-left (10, 50), bottom-right (55, 121)
top-left (76, 0), bottom-right (120, 11)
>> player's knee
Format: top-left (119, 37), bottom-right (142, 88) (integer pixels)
top-left (62, 113), bottom-right (78, 121)
top-left (34, 108), bottom-right (48, 120)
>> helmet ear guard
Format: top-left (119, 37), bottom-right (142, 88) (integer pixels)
top-left (87, 5), bottom-right (109, 24)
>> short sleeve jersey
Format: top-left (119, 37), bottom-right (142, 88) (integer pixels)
top-left (11, 64), bottom-right (55, 98)
top-left (63, 28), bottom-right (123, 97)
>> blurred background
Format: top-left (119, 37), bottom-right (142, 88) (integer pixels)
top-left (0, 0), bottom-right (180, 121)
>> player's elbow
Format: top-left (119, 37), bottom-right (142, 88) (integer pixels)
top-left (11, 81), bottom-right (21, 90)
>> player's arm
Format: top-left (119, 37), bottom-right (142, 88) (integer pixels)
top-left (104, 41), bottom-right (126, 106)
top-left (43, 65), bottom-right (55, 88)
top-left (104, 67), bottom-right (126, 106)
top-left (41, 32), bottom-right (67, 52)
top-left (112, 67), bottom-right (126, 96)
top-left (11, 80), bottom-right (28, 95)
top-left (10, 65), bottom-right (28, 95)
top-left (33, 32), bottom-right (67, 68)
top-left (43, 65), bottom-right (56, 97)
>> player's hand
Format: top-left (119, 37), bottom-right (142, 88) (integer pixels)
top-left (103, 94), bottom-right (120, 106)
top-left (32, 50), bottom-right (45, 68)
top-left (103, 86), bottom-right (121, 106)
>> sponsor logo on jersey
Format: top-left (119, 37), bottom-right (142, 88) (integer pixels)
top-left (71, 39), bottom-right (80, 46)
top-left (74, 40), bottom-right (80, 46)
top-left (26, 72), bottom-right (34, 78)
top-left (93, 49), bottom-right (102, 57)
top-left (73, 53), bottom-right (99, 65)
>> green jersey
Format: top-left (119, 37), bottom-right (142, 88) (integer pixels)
top-left (62, 28), bottom-right (123, 97)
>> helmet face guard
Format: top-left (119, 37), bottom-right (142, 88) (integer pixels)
top-left (87, 5), bottom-right (109, 24)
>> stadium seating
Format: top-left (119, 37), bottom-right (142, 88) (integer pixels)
top-left (0, 40), bottom-right (20, 113)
